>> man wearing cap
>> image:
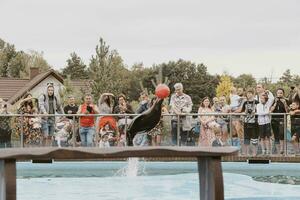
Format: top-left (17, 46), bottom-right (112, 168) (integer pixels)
top-left (169, 83), bottom-right (193, 146)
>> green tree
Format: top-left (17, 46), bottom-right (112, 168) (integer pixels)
top-left (0, 41), bottom-right (17, 77)
top-left (20, 50), bottom-right (51, 78)
top-left (0, 39), bottom-right (5, 49)
top-left (127, 63), bottom-right (154, 101)
top-left (233, 74), bottom-right (257, 89)
top-left (58, 75), bottom-right (84, 105)
top-left (292, 75), bottom-right (300, 87)
top-left (87, 38), bottom-right (130, 100)
top-left (153, 60), bottom-right (218, 111)
top-left (8, 51), bottom-right (27, 78)
top-left (0, 38), bottom-right (51, 78)
top-left (279, 69), bottom-right (293, 87)
top-left (62, 52), bottom-right (89, 79)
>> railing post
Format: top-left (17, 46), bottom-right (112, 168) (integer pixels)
top-left (20, 115), bottom-right (24, 148)
top-left (177, 114), bottom-right (180, 146)
top-left (125, 115), bottom-right (128, 147)
top-left (72, 115), bottom-right (76, 147)
top-left (94, 114), bottom-right (99, 148)
top-left (229, 114), bottom-right (233, 146)
top-left (284, 113), bottom-right (288, 156)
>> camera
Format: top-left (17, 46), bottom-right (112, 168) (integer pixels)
top-left (247, 108), bottom-right (253, 114)
top-left (86, 105), bottom-right (93, 113)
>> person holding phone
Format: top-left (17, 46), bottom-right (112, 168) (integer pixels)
top-left (78, 94), bottom-right (99, 147)
top-left (270, 88), bottom-right (289, 154)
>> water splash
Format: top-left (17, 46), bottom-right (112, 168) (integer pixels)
top-left (115, 158), bottom-right (146, 177)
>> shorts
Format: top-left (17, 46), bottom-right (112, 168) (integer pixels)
top-left (259, 124), bottom-right (271, 138)
top-left (244, 123), bottom-right (258, 145)
top-left (291, 125), bottom-right (300, 139)
top-left (271, 119), bottom-right (284, 143)
top-left (41, 119), bottom-right (55, 137)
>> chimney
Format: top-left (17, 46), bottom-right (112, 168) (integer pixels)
top-left (30, 67), bottom-right (40, 79)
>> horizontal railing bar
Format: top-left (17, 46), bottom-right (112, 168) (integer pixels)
top-left (0, 113), bottom-right (291, 117)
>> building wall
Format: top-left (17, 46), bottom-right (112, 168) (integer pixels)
top-left (29, 75), bottom-right (64, 101)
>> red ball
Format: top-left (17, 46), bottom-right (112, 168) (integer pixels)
top-left (155, 84), bottom-right (170, 99)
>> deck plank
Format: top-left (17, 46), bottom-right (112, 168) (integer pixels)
top-left (0, 147), bottom-right (238, 160)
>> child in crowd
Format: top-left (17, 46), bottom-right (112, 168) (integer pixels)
top-left (212, 129), bottom-right (224, 147)
top-left (236, 89), bottom-right (259, 156)
top-left (54, 118), bottom-right (72, 147)
top-left (290, 102), bottom-right (300, 155)
top-left (230, 87), bottom-right (241, 112)
top-left (98, 123), bottom-right (115, 148)
top-left (257, 93), bottom-right (272, 155)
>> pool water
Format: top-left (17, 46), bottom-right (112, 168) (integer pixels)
top-left (17, 161), bottom-right (300, 200)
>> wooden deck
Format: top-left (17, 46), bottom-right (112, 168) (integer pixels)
top-left (0, 147), bottom-right (238, 200)
top-left (143, 155), bottom-right (300, 163)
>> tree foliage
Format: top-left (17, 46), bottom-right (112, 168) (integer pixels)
top-left (127, 63), bottom-right (155, 101)
top-left (62, 52), bottom-right (89, 79)
top-left (0, 38), bottom-right (50, 78)
top-left (233, 74), bottom-right (257, 89)
top-left (87, 38), bottom-right (131, 100)
top-left (279, 69), bottom-right (293, 87)
top-left (153, 60), bottom-right (218, 111)
top-left (216, 75), bottom-right (234, 98)
top-left (58, 75), bottom-right (84, 105)
top-left (0, 41), bottom-right (17, 77)
top-left (2, 37), bottom-right (300, 108)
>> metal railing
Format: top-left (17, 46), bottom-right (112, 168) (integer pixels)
top-left (0, 112), bottom-right (296, 156)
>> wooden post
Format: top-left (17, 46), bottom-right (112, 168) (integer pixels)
top-left (197, 157), bottom-right (224, 200)
top-left (0, 160), bottom-right (16, 200)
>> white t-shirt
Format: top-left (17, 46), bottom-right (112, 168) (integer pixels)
top-left (230, 94), bottom-right (240, 110)
top-left (257, 103), bottom-right (271, 125)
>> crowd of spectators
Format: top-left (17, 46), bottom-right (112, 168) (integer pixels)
top-left (1, 82), bottom-right (300, 156)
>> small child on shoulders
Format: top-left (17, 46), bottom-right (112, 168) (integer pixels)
top-left (230, 87), bottom-right (241, 112)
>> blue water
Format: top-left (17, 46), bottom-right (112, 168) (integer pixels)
top-left (17, 162), bottom-right (300, 200)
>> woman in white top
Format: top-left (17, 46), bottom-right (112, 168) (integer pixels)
top-left (257, 93), bottom-right (272, 155)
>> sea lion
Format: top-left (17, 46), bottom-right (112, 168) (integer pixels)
top-left (127, 98), bottom-right (164, 146)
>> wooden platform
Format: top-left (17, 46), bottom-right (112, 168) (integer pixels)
top-left (0, 147), bottom-right (238, 200)
top-left (143, 155), bottom-right (300, 163)
top-left (0, 146), bottom-right (237, 160)
top-left (223, 155), bottom-right (300, 163)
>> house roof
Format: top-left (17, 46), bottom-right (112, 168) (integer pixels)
top-left (0, 70), bottom-right (92, 105)
top-left (0, 78), bottom-right (30, 101)
top-left (3, 70), bottom-right (64, 104)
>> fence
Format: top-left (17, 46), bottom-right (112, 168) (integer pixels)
top-left (0, 112), bottom-right (296, 156)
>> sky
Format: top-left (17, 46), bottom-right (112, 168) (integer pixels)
top-left (0, 0), bottom-right (300, 80)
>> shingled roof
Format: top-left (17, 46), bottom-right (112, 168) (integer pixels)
top-left (0, 78), bottom-right (30, 102)
top-left (10, 70), bottom-right (64, 104)
top-left (0, 69), bottom-right (92, 105)
top-left (0, 70), bottom-right (64, 104)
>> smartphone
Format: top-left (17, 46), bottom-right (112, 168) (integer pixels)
top-left (87, 105), bottom-right (93, 113)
